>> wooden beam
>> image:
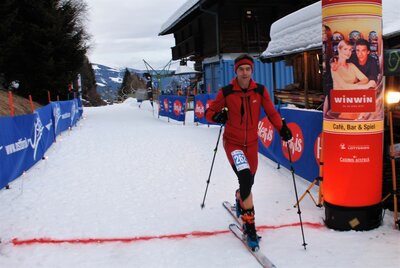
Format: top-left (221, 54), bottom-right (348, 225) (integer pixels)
top-left (303, 51), bottom-right (309, 109)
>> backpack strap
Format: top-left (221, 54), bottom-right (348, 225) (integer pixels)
top-left (255, 83), bottom-right (264, 96)
top-left (222, 84), bottom-right (234, 97)
top-left (222, 83), bottom-right (264, 97)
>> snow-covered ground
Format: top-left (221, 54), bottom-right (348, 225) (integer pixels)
top-left (0, 99), bottom-right (398, 267)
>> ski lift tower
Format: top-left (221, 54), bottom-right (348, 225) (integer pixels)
top-left (143, 59), bottom-right (174, 100)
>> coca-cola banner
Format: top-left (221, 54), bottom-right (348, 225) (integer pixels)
top-left (322, 0), bottom-right (383, 230)
top-left (158, 95), bottom-right (187, 122)
top-left (258, 107), bottom-right (322, 183)
top-left (194, 94), bottom-right (216, 124)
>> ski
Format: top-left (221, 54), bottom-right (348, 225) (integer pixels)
top-left (223, 201), bottom-right (262, 239)
top-left (229, 223), bottom-right (277, 268)
top-left (222, 200), bottom-right (243, 226)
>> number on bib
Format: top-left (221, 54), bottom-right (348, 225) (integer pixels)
top-left (231, 150), bottom-right (250, 171)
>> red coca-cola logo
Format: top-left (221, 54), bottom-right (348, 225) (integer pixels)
top-left (314, 133), bottom-right (322, 166)
top-left (282, 123), bottom-right (304, 162)
top-left (258, 117), bottom-right (274, 148)
top-left (173, 100), bottom-right (182, 116)
top-left (163, 99), bottom-right (169, 111)
top-left (195, 101), bottom-right (205, 118)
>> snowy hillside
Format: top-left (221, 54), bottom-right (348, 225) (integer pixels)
top-left (0, 99), bottom-right (398, 267)
top-left (91, 63), bottom-right (185, 99)
top-left (92, 64), bottom-right (144, 99)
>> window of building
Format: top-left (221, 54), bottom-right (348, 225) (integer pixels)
top-left (243, 9), bottom-right (260, 49)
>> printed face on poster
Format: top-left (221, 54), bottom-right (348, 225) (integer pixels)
top-left (322, 6), bottom-right (383, 121)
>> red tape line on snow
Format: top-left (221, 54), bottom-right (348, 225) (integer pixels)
top-left (11, 222), bottom-right (324, 246)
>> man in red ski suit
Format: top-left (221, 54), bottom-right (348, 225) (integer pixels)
top-left (205, 54), bottom-right (292, 250)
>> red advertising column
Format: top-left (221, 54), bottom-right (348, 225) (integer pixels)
top-left (322, 0), bottom-right (383, 230)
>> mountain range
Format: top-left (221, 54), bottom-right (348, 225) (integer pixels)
top-left (92, 63), bottom-right (193, 100)
top-left (92, 63), bottom-right (144, 99)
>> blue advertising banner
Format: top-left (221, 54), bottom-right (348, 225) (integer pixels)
top-left (158, 95), bottom-right (187, 122)
top-left (158, 95), bottom-right (169, 118)
top-left (0, 99), bottom-right (82, 189)
top-left (71, 99), bottom-right (81, 127)
top-left (0, 114), bottom-right (36, 188)
top-left (194, 93), bottom-right (216, 124)
top-left (35, 104), bottom-right (56, 153)
top-left (169, 96), bottom-right (186, 122)
top-left (52, 100), bottom-right (75, 136)
top-left (258, 107), bottom-right (323, 183)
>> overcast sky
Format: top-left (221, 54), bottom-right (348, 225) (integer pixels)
top-left (85, 0), bottom-right (189, 70)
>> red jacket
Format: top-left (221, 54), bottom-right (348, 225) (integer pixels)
top-left (206, 78), bottom-right (283, 146)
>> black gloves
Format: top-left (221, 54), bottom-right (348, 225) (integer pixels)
top-left (212, 108), bottom-right (228, 124)
top-left (280, 119), bottom-right (292, 141)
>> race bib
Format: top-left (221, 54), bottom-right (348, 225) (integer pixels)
top-left (231, 150), bottom-right (250, 171)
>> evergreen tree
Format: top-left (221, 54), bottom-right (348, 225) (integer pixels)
top-left (79, 56), bottom-right (104, 106)
top-left (118, 68), bottom-right (132, 98)
top-left (0, 0), bottom-right (89, 104)
top-left (0, 0), bottom-right (19, 87)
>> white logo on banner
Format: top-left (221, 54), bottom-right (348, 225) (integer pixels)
top-left (71, 101), bottom-right (77, 125)
top-left (61, 112), bottom-right (71, 120)
top-left (31, 112), bottom-right (44, 160)
top-left (45, 120), bottom-right (52, 131)
top-left (53, 103), bottom-right (61, 132)
top-left (4, 138), bottom-right (31, 155)
top-left (4, 113), bottom-right (44, 161)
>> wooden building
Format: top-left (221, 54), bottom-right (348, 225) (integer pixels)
top-left (159, 0), bottom-right (319, 71)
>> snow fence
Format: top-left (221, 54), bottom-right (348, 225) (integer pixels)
top-left (0, 98), bottom-right (83, 189)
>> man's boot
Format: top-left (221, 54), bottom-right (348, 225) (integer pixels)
top-left (235, 189), bottom-right (243, 218)
top-left (241, 207), bottom-right (260, 251)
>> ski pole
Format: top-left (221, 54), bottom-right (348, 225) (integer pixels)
top-left (201, 109), bottom-right (227, 209)
top-left (283, 119), bottom-right (308, 250)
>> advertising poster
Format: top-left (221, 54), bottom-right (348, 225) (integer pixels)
top-left (194, 94), bottom-right (216, 124)
top-left (158, 95), bottom-right (186, 122)
top-left (322, 0), bottom-right (383, 230)
top-left (257, 108), bottom-right (322, 183)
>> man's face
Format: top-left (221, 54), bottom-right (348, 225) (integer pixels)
top-left (236, 64), bottom-right (252, 87)
top-left (356, 45), bottom-right (369, 64)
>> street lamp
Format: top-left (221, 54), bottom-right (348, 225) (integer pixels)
top-left (385, 90), bottom-right (400, 229)
top-left (386, 91), bottom-right (400, 105)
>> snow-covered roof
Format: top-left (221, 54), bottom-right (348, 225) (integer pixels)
top-left (382, 0), bottom-right (400, 38)
top-left (159, 0), bottom-right (200, 35)
top-left (261, 0), bottom-right (400, 59)
top-left (174, 64), bottom-right (200, 75)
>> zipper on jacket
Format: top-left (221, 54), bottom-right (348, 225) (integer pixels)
top-left (240, 97), bottom-right (245, 125)
top-left (243, 92), bottom-right (248, 151)
top-left (247, 96), bottom-right (253, 125)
